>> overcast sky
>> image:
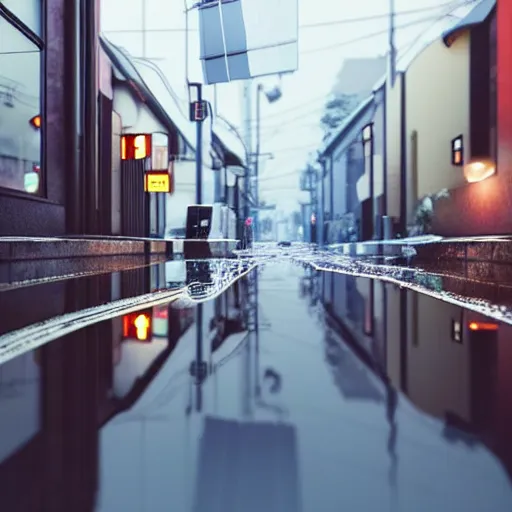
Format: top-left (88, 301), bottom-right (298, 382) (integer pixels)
top-left (101, 0), bottom-right (465, 214)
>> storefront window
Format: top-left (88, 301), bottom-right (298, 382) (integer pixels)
top-left (0, 11), bottom-right (42, 195)
top-left (0, 0), bottom-right (41, 36)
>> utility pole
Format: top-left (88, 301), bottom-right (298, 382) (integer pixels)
top-left (141, 0), bottom-right (146, 58)
top-left (242, 81), bottom-right (253, 223)
top-left (389, 0), bottom-right (397, 87)
top-left (254, 84), bottom-right (262, 242)
top-left (188, 83), bottom-right (205, 204)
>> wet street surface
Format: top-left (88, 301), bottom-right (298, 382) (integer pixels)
top-left (1, 247), bottom-right (512, 511)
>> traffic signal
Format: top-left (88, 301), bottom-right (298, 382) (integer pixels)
top-left (189, 100), bottom-right (208, 122)
top-left (122, 310), bottom-right (153, 341)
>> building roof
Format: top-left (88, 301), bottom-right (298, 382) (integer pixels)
top-left (332, 57), bottom-right (387, 98)
top-left (442, 0), bottom-right (496, 47)
top-left (100, 36), bottom-right (196, 152)
top-left (371, 0), bottom-right (485, 93)
top-left (320, 95), bottom-right (374, 156)
top-left (100, 36), bottom-right (245, 167)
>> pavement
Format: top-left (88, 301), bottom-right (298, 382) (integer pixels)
top-left (3, 234), bottom-right (512, 265)
top-left (327, 235), bottom-right (512, 264)
top-left (0, 236), bottom-right (239, 261)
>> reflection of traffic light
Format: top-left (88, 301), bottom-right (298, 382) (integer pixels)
top-left (123, 310), bottom-right (152, 341)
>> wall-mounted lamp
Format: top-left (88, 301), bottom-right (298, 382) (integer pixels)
top-left (463, 159), bottom-right (496, 183)
top-left (451, 135), bottom-right (463, 166)
top-left (29, 115), bottom-right (41, 129)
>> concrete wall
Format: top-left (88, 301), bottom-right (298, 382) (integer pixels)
top-left (405, 34), bottom-right (471, 221)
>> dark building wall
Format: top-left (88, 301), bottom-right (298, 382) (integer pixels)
top-left (0, 0), bottom-right (69, 236)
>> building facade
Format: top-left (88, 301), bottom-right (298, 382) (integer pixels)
top-left (433, 0), bottom-right (507, 235)
top-left (0, 0), bottom-right (96, 236)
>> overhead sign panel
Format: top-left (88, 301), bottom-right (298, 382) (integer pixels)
top-left (197, 0), bottom-right (299, 84)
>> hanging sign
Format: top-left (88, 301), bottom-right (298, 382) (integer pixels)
top-left (145, 171), bottom-right (170, 193)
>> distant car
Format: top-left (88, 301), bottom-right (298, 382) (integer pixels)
top-left (277, 241), bottom-right (291, 247)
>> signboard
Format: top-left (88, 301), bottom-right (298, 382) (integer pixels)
top-left (121, 134), bottom-right (151, 160)
top-left (145, 171), bottom-right (170, 193)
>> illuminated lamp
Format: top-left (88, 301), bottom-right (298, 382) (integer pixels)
top-left (29, 115), bottom-right (41, 129)
top-left (122, 310), bottom-right (153, 341)
top-left (463, 159), bottom-right (496, 183)
top-left (468, 321), bottom-right (498, 331)
top-left (121, 134), bottom-right (151, 160)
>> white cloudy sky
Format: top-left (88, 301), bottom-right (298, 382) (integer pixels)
top-left (101, 0), bottom-right (466, 213)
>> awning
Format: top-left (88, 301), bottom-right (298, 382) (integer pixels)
top-left (442, 0), bottom-right (496, 47)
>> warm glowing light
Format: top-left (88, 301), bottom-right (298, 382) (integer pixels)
top-left (121, 134), bottom-right (151, 160)
top-left (134, 314), bottom-right (151, 341)
top-left (123, 311), bottom-right (152, 341)
top-left (468, 321), bottom-right (498, 331)
top-left (464, 160), bottom-right (496, 183)
top-left (29, 115), bottom-right (41, 128)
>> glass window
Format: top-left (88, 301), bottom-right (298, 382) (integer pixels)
top-left (0, 1), bottom-right (41, 36)
top-left (0, 14), bottom-right (42, 194)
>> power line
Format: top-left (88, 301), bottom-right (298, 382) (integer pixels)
top-left (300, 0), bottom-right (464, 29)
top-left (301, 11), bottom-right (451, 55)
top-left (101, 1), bottom-right (464, 34)
top-left (233, 5), bottom-right (470, 130)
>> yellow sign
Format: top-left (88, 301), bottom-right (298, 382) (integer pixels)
top-left (145, 172), bottom-right (170, 193)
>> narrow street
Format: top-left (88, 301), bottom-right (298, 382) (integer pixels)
top-left (1, 252), bottom-right (511, 511)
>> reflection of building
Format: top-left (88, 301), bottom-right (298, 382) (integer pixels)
top-left (320, 271), bottom-right (386, 369)
top-left (385, 286), bottom-right (512, 480)
top-left (0, 322), bottom-right (114, 510)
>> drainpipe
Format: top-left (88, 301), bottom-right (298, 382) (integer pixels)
top-left (83, 0), bottom-right (99, 234)
top-left (399, 72), bottom-right (407, 236)
top-left (65, 0), bottom-right (81, 233)
top-left (383, 86), bottom-right (388, 218)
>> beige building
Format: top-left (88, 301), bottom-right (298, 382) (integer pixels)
top-left (383, 0), bottom-right (495, 233)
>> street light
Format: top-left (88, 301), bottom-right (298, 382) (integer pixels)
top-left (254, 82), bottom-right (282, 241)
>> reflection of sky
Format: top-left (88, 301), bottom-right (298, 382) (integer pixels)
top-left (98, 262), bottom-right (512, 512)
top-left (100, 0), bottom-right (465, 214)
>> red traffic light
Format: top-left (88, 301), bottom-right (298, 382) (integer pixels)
top-left (123, 310), bottom-right (153, 341)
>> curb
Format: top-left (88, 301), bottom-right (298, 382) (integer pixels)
top-left (0, 237), bottom-right (240, 262)
top-left (327, 238), bottom-right (512, 264)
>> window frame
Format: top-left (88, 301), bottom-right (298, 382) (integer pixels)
top-left (0, 1), bottom-right (46, 199)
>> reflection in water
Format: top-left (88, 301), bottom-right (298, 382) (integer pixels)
top-left (314, 267), bottom-right (512, 484)
top-left (0, 263), bottom-right (511, 510)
